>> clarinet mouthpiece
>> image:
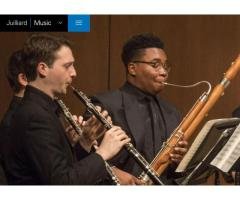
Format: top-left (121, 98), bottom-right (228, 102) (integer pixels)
top-left (70, 85), bottom-right (76, 90)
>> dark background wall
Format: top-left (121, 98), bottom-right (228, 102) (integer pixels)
top-left (1, 15), bottom-right (240, 123)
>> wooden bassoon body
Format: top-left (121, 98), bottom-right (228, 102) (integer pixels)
top-left (139, 55), bottom-right (240, 184)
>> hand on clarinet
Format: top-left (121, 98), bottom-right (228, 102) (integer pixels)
top-left (95, 126), bottom-right (130, 161)
top-left (82, 106), bottom-right (112, 141)
top-left (65, 115), bottom-right (97, 152)
top-left (65, 115), bottom-right (82, 146)
top-left (64, 105), bottom-right (112, 150)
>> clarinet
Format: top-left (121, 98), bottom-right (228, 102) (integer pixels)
top-left (71, 86), bottom-right (164, 185)
top-left (55, 98), bottom-right (120, 185)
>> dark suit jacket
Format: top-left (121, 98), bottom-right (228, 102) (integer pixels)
top-left (91, 82), bottom-right (181, 180)
top-left (232, 106), bottom-right (240, 118)
top-left (4, 85), bottom-right (108, 185)
top-left (0, 96), bottom-right (22, 185)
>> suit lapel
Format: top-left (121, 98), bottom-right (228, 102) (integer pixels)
top-left (122, 91), bottom-right (146, 149)
top-left (120, 83), bottom-right (180, 157)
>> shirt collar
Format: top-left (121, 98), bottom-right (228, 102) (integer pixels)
top-left (24, 85), bottom-right (59, 114)
top-left (124, 81), bottom-right (157, 101)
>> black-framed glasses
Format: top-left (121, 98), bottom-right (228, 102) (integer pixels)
top-left (132, 60), bottom-right (171, 73)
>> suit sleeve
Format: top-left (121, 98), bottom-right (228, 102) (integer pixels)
top-left (24, 112), bottom-right (108, 185)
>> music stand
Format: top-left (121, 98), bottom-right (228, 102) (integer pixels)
top-left (175, 118), bottom-right (240, 185)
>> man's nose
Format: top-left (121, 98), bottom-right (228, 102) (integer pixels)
top-left (70, 66), bottom-right (77, 78)
top-left (159, 67), bottom-right (168, 77)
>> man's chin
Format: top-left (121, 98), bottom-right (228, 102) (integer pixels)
top-left (156, 82), bottom-right (165, 88)
top-left (60, 87), bottom-right (67, 95)
top-left (154, 85), bottom-right (164, 94)
top-left (64, 84), bottom-right (71, 93)
top-left (63, 89), bottom-right (67, 95)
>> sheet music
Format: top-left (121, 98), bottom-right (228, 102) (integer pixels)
top-left (176, 118), bottom-right (240, 173)
top-left (210, 123), bottom-right (240, 173)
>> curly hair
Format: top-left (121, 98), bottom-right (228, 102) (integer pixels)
top-left (121, 33), bottom-right (164, 68)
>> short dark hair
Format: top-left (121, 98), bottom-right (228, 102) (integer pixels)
top-left (6, 50), bottom-right (25, 93)
top-left (121, 33), bottom-right (164, 68)
top-left (23, 33), bottom-right (72, 81)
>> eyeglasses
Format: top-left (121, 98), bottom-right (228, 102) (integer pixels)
top-left (132, 60), bottom-right (171, 73)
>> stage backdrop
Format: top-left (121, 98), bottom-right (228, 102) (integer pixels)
top-left (1, 15), bottom-right (240, 184)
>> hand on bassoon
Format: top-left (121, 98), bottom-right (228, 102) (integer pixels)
top-left (170, 139), bottom-right (188, 163)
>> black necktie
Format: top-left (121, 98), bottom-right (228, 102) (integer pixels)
top-left (147, 97), bottom-right (166, 156)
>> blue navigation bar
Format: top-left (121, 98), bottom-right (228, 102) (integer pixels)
top-left (68, 15), bottom-right (90, 32)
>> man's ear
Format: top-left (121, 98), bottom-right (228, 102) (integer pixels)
top-left (37, 62), bottom-right (49, 77)
top-left (128, 63), bottom-right (137, 77)
top-left (18, 73), bottom-right (28, 87)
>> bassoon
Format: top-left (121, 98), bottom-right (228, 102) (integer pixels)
top-left (139, 55), bottom-right (240, 184)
